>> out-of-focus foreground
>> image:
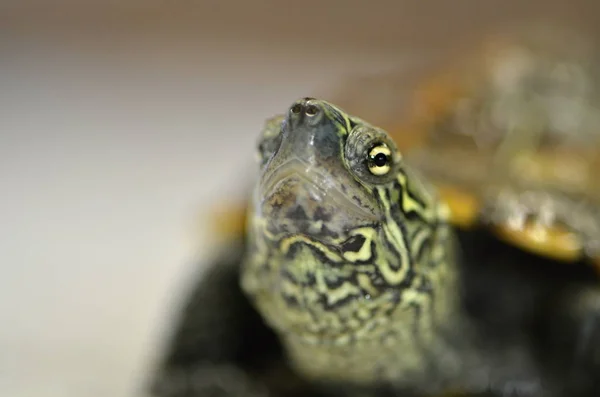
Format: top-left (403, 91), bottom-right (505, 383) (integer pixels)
top-left (1, 1), bottom-right (599, 397)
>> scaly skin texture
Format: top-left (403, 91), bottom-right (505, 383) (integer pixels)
top-left (242, 98), bottom-right (476, 394)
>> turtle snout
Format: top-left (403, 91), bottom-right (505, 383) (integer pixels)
top-left (286, 98), bottom-right (325, 129)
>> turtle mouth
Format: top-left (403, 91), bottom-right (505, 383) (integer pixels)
top-left (257, 158), bottom-right (380, 237)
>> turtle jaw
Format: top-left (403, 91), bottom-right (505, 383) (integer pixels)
top-left (256, 158), bottom-right (381, 241)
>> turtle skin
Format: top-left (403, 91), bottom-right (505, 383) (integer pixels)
top-left (148, 228), bottom-right (600, 397)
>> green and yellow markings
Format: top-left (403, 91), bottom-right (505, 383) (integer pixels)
top-left (280, 234), bottom-right (343, 264)
top-left (397, 171), bottom-right (433, 220)
top-left (342, 227), bottom-right (377, 262)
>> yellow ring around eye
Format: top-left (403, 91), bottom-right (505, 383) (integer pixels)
top-left (368, 144), bottom-right (392, 176)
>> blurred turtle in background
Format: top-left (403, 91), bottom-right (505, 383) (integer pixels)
top-left (147, 24), bottom-right (600, 397)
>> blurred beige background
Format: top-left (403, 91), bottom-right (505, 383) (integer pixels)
top-left (1, 1), bottom-right (599, 397)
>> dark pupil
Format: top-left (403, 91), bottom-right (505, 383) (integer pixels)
top-left (373, 153), bottom-right (388, 167)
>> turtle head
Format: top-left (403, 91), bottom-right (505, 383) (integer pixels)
top-left (255, 97), bottom-right (394, 240)
top-left (242, 98), bottom-right (450, 353)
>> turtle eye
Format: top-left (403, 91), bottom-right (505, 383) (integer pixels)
top-left (345, 125), bottom-right (399, 184)
top-left (367, 144), bottom-right (392, 176)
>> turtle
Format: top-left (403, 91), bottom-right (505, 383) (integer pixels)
top-left (146, 96), bottom-right (600, 397)
top-left (145, 24), bottom-right (600, 397)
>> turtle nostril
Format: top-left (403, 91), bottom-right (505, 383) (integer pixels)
top-left (305, 105), bottom-right (319, 117)
top-left (290, 103), bottom-right (303, 114)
